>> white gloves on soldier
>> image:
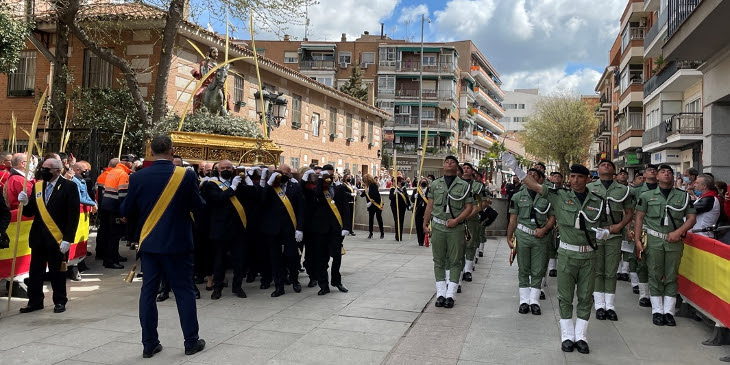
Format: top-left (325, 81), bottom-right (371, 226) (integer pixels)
top-left (366, 201), bottom-right (372, 208)
top-left (501, 152), bottom-right (527, 181)
top-left (259, 168), bottom-right (269, 187)
top-left (59, 240), bottom-right (71, 254)
top-left (231, 176), bottom-right (242, 191)
top-left (245, 176), bottom-right (254, 186)
top-left (267, 172), bottom-right (281, 186)
top-left (593, 227), bottom-right (611, 240)
top-left (302, 169), bottom-right (315, 182)
top-left (295, 230), bottom-right (304, 242)
top-left (341, 230), bottom-right (349, 237)
top-left (18, 191), bottom-right (29, 206)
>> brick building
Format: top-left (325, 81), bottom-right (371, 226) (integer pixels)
top-left (1, 1), bottom-right (388, 174)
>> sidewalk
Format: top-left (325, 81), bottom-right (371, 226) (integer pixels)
top-left (0, 231), bottom-right (727, 364)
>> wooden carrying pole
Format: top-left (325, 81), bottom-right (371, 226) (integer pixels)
top-left (393, 149), bottom-right (400, 241)
top-left (7, 88), bottom-right (47, 311)
top-left (409, 127), bottom-right (429, 238)
top-left (118, 116), bottom-right (128, 159)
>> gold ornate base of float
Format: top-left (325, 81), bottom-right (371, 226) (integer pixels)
top-left (154, 131), bottom-right (283, 166)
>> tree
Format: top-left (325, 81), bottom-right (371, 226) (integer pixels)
top-left (0, 7), bottom-right (30, 74)
top-left (521, 90), bottom-right (598, 177)
top-left (339, 65), bottom-right (367, 101)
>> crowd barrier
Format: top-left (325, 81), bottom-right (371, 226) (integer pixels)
top-left (0, 206), bottom-right (92, 280)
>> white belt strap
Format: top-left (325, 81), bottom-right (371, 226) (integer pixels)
top-left (559, 241), bottom-right (594, 253)
top-left (517, 224), bottom-right (536, 236)
top-left (646, 228), bottom-right (668, 241)
top-left (432, 217), bottom-right (447, 226)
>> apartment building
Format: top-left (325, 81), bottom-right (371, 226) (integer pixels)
top-left (499, 88), bottom-right (542, 132)
top-left (0, 2), bottom-right (388, 174)
top-left (594, 34), bottom-right (622, 173)
top-left (254, 37), bottom-right (505, 178)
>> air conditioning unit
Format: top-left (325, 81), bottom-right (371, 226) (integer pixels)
top-left (360, 63), bottom-right (369, 69)
top-left (329, 133), bottom-right (338, 139)
top-left (340, 62), bottom-right (348, 68)
top-left (639, 18), bottom-right (647, 27)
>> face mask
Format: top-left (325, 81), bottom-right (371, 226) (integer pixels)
top-left (81, 171), bottom-right (88, 178)
top-left (695, 189), bottom-right (702, 196)
top-left (40, 167), bottom-right (54, 181)
top-left (219, 170), bottom-right (233, 180)
top-left (211, 170), bottom-right (219, 178)
top-left (420, 182), bottom-right (427, 188)
top-left (682, 176), bottom-right (690, 184)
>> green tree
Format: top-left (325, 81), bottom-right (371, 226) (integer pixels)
top-left (0, 8), bottom-right (31, 74)
top-left (339, 65), bottom-right (368, 101)
top-left (521, 90), bottom-right (598, 177)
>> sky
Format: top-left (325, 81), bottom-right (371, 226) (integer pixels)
top-left (196, 0), bottom-right (628, 95)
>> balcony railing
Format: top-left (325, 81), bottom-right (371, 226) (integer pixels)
top-left (643, 60), bottom-right (702, 97)
top-left (383, 142), bottom-right (456, 156)
top-left (393, 89), bottom-right (457, 101)
top-left (619, 112), bottom-right (643, 134)
top-left (300, 60), bottom-right (336, 70)
top-left (644, 9), bottom-right (668, 47)
top-left (668, 0), bottom-right (702, 37)
top-left (389, 61), bottom-right (457, 74)
top-left (461, 86), bottom-right (475, 100)
top-left (630, 27), bottom-right (646, 40)
top-left (390, 115), bottom-right (454, 129)
top-left (642, 112), bottom-right (703, 145)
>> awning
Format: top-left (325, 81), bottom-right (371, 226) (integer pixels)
top-left (300, 44), bottom-right (336, 50)
top-left (396, 102), bottom-right (439, 107)
top-left (396, 47), bottom-right (442, 53)
top-left (395, 131), bottom-right (451, 137)
top-left (395, 74), bottom-right (440, 79)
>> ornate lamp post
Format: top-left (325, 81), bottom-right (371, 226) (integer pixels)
top-left (254, 89), bottom-right (288, 138)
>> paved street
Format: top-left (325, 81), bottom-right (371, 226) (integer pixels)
top-left (1, 230), bottom-right (727, 365)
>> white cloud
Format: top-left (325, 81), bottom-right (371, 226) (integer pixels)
top-left (300, 0), bottom-right (401, 41)
top-left (434, 0), bottom-right (497, 40)
top-left (398, 4), bottom-right (429, 24)
top-left (501, 67), bottom-right (603, 95)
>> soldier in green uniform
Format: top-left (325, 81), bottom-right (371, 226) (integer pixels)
top-left (461, 163), bottom-right (487, 284)
top-left (423, 156), bottom-right (474, 308)
top-left (587, 160), bottom-right (634, 322)
top-left (503, 152), bottom-right (601, 354)
top-left (546, 172), bottom-right (564, 277)
top-left (634, 164), bottom-right (696, 327)
top-left (507, 168), bottom-right (555, 315)
top-left (630, 164), bottom-right (659, 307)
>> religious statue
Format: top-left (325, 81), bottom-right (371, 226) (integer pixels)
top-left (191, 47), bottom-right (231, 116)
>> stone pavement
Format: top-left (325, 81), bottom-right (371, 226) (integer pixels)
top-left (1, 230), bottom-right (727, 364)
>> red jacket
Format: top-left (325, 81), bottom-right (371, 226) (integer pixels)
top-left (0, 165), bottom-right (11, 188)
top-left (4, 169), bottom-right (33, 210)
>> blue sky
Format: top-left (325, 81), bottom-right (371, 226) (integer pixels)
top-left (193, 0), bottom-right (627, 94)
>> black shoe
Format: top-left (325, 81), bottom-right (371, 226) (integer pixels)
top-left (334, 284), bottom-right (348, 293)
top-left (117, 256), bottom-right (128, 262)
top-left (19, 305), bottom-right (44, 313)
top-left (435, 296), bottom-right (446, 307)
top-left (211, 289), bottom-right (222, 300)
top-left (271, 288), bottom-right (285, 297)
top-left (462, 272), bottom-right (472, 282)
top-left (317, 287), bottom-right (330, 296)
top-left (293, 283), bottom-right (302, 293)
top-left (52, 304), bottom-right (66, 313)
top-left (518, 303), bottom-right (530, 314)
top-left (185, 339), bottom-right (206, 356)
top-left (561, 340), bottom-right (574, 352)
top-left (245, 273), bottom-right (256, 283)
top-left (156, 291), bottom-right (170, 302)
top-left (194, 276), bottom-right (205, 284)
top-left (574, 340), bottom-right (590, 354)
top-left (606, 309), bottom-right (618, 321)
top-left (549, 269), bottom-right (557, 277)
top-left (474, 257), bottom-right (478, 264)
top-left (143, 344), bottom-right (163, 358)
top-left (653, 313), bottom-right (666, 326)
top-left (104, 263), bottom-right (124, 269)
top-left (478, 251), bottom-right (484, 257)
top-left (664, 313), bottom-right (676, 326)
top-left (205, 285), bottom-right (213, 291)
top-left (457, 285), bottom-right (462, 293)
top-left (194, 289), bottom-right (201, 300)
top-left (639, 297), bottom-right (651, 307)
top-left (633, 286), bottom-right (639, 294)
top-left (368, 232), bottom-right (373, 239)
top-left (349, 232), bottom-right (356, 236)
top-left (307, 280), bottom-right (318, 288)
top-left (233, 288), bottom-right (247, 298)
top-left (530, 304), bottom-right (541, 315)
top-left (77, 260), bottom-right (89, 272)
top-left (444, 297), bottom-right (455, 308)
top-left (260, 282), bottom-right (271, 290)
top-left (283, 277), bottom-right (291, 286)
top-left (596, 308), bottom-right (607, 320)
top-left (67, 267), bottom-right (81, 281)
top-left (540, 291), bottom-right (546, 300)
top-left (380, 232), bottom-right (384, 239)
top-left (129, 244), bottom-right (137, 250)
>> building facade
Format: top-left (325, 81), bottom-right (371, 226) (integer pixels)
top-left (499, 88), bottom-right (542, 132)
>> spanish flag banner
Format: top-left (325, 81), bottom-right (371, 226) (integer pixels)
top-left (0, 206), bottom-right (91, 279)
top-left (678, 232), bottom-right (730, 328)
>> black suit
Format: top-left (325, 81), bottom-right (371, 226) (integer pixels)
top-left (389, 185), bottom-right (411, 241)
top-left (23, 177), bottom-right (80, 307)
top-left (361, 183), bottom-right (383, 235)
top-left (411, 186), bottom-right (429, 245)
top-left (261, 179), bottom-right (305, 290)
top-left (311, 182), bottom-right (352, 289)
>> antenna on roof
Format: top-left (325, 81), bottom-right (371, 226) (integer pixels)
top-left (304, 3), bottom-right (310, 41)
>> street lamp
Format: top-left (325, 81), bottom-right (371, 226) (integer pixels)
top-left (254, 89), bottom-right (288, 138)
top-left (416, 14), bottom-right (431, 181)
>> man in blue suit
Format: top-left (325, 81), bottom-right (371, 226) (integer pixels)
top-left (120, 135), bottom-right (206, 359)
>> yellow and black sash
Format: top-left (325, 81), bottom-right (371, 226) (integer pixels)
top-left (273, 186), bottom-right (297, 229)
top-left (364, 189), bottom-right (383, 210)
top-left (417, 186), bottom-right (427, 202)
top-left (324, 191), bottom-right (343, 228)
top-left (139, 167), bottom-right (185, 245)
top-left (213, 179), bottom-right (248, 229)
top-left (34, 181), bottom-right (63, 244)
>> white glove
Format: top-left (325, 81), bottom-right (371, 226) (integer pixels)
top-left (267, 172), bottom-right (281, 186)
top-left (259, 168), bottom-right (269, 187)
top-left (18, 191), bottom-right (29, 206)
top-left (341, 230), bottom-right (349, 237)
top-left (201, 176), bottom-right (211, 183)
top-left (245, 176), bottom-right (254, 186)
top-left (290, 178), bottom-right (299, 184)
top-left (295, 230), bottom-right (304, 242)
top-left (247, 166), bottom-right (261, 176)
top-left (231, 176), bottom-right (242, 191)
top-left (366, 201), bottom-right (372, 208)
top-left (592, 227), bottom-right (611, 240)
top-left (501, 152), bottom-right (526, 181)
top-left (59, 240), bottom-right (71, 254)
top-left (302, 169), bottom-right (315, 182)
top-left (350, 192), bottom-right (357, 197)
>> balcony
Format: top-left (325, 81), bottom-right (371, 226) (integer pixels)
top-left (642, 112), bottom-right (703, 152)
top-left (643, 60), bottom-right (702, 99)
top-left (663, 0), bottom-right (730, 61)
top-left (599, 94), bottom-right (612, 111)
top-left (389, 115), bottom-right (455, 130)
top-left (473, 108), bottom-right (505, 135)
top-left (668, 0), bottom-right (702, 37)
top-left (473, 86), bottom-right (505, 118)
top-left (393, 88), bottom-right (457, 102)
top-left (630, 27), bottom-right (646, 41)
top-left (380, 61), bottom-right (457, 75)
top-left (472, 130), bottom-right (496, 147)
top-left (384, 142), bottom-right (456, 157)
top-left (620, 111), bottom-right (644, 134)
top-left (461, 85), bottom-right (475, 101)
top-left (469, 65), bottom-right (505, 99)
top-left (300, 60), bottom-right (335, 70)
top-left (459, 130), bottom-right (475, 143)
top-left (644, 9), bottom-right (668, 57)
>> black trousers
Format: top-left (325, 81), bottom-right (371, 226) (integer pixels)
top-left (103, 211), bottom-right (124, 265)
top-left (302, 231), bottom-right (316, 279)
top-left (211, 238), bottom-right (244, 290)
top-left (368, 209), bottom-right (384, 234)
top-left (27, 246), bottom-right (67, 307)
top-left (314, 230), bottom-right (343, 289)
top-left (193, 224), bottom-right (212, 279)
top-left (391, 206), bottom-right (406, 241)
top-left (265, 233), bottom-right (300, 290)
top-left (252, 231), bottom-right (271, 285)
top-left (415, 207), bottom-right (426, 245)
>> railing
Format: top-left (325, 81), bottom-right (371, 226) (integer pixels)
top-left (630, 27), bottom-right (646, 40)
top-left (644, 9), bottom-right (668, 47)
top-left (300, 60), bottom-right (336, 70)
top-left (391, 115), bottom-right (454, 129)
top-left (642, 112), bottom-right (703, 145)
top-left (643, 60), bottom-right (702, 97)
top-left (474, 87), bottom-right (505, 110)
top-left (393, 89), bottom-right (457, 101)
top-left (392, 61), bottom-right (457, 73)
top-left (619, 112), bottom-right (643, 134)
top-left (668, 0), bottom-right (702, 38)
top-left (459, 130), bottom-right (475, 141)
top-left (383, 142), bottom-right (456, 156)
top-left (642, 124), bottom-right (663, 146)
top-left (461, 86), bottom-right (475, 100)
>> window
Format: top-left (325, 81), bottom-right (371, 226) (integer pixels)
top-left (378, 75), bottom-right (395, 91)
top-left (360, 118), bottom-right (365, 140)
top-left (280, 155), bottom-right (286, 166)
top-left (503, 104), bottom-right (516, 109)
top-left (518, 104), bottom-right (525, 109)
top-left (291, 94), bottom-right (302, 126)
top-left (255, 48), bottom-right (266, 57)
top-left (368, 120), bottom-right (374, 144)
top-left (395, 105), bottom-right (411, 114)
top-left (329, 107), bottom-right (337, 135)
top-left (83, 49), bottom-right (113, 89)
top-left (346, 113), bottom-right (353, 139)
top-left (313, 76), bottom-right (333, 87)
top-left (290, 157), bottom-right (300, 169)
top-left (310, 51), bottom-right (334, 61)
top-left (338, 51), bottom-right (351, 65)
top-left (621, 26), bottom-right (629, 53)
top-left (312, 112), bottom-right (320, 136)
top-left (7, 51), bottom-right (36, 96)
top-left (513, 117), bottom-right (526, 123)
top-left (421, 108), bottom-right (436, 120)
top-left (379, 47), bottom-right (396, 65)
top-left (361, 52), bottom-right (375, 66)
top-left (234, 74), bottom-right (244, 104)
top-left (422, 55), bottom-right (436, 66)
top-left (284, 51), bottom-right (298, 63)
top-left (685, 98), bottom-right (701, 113)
